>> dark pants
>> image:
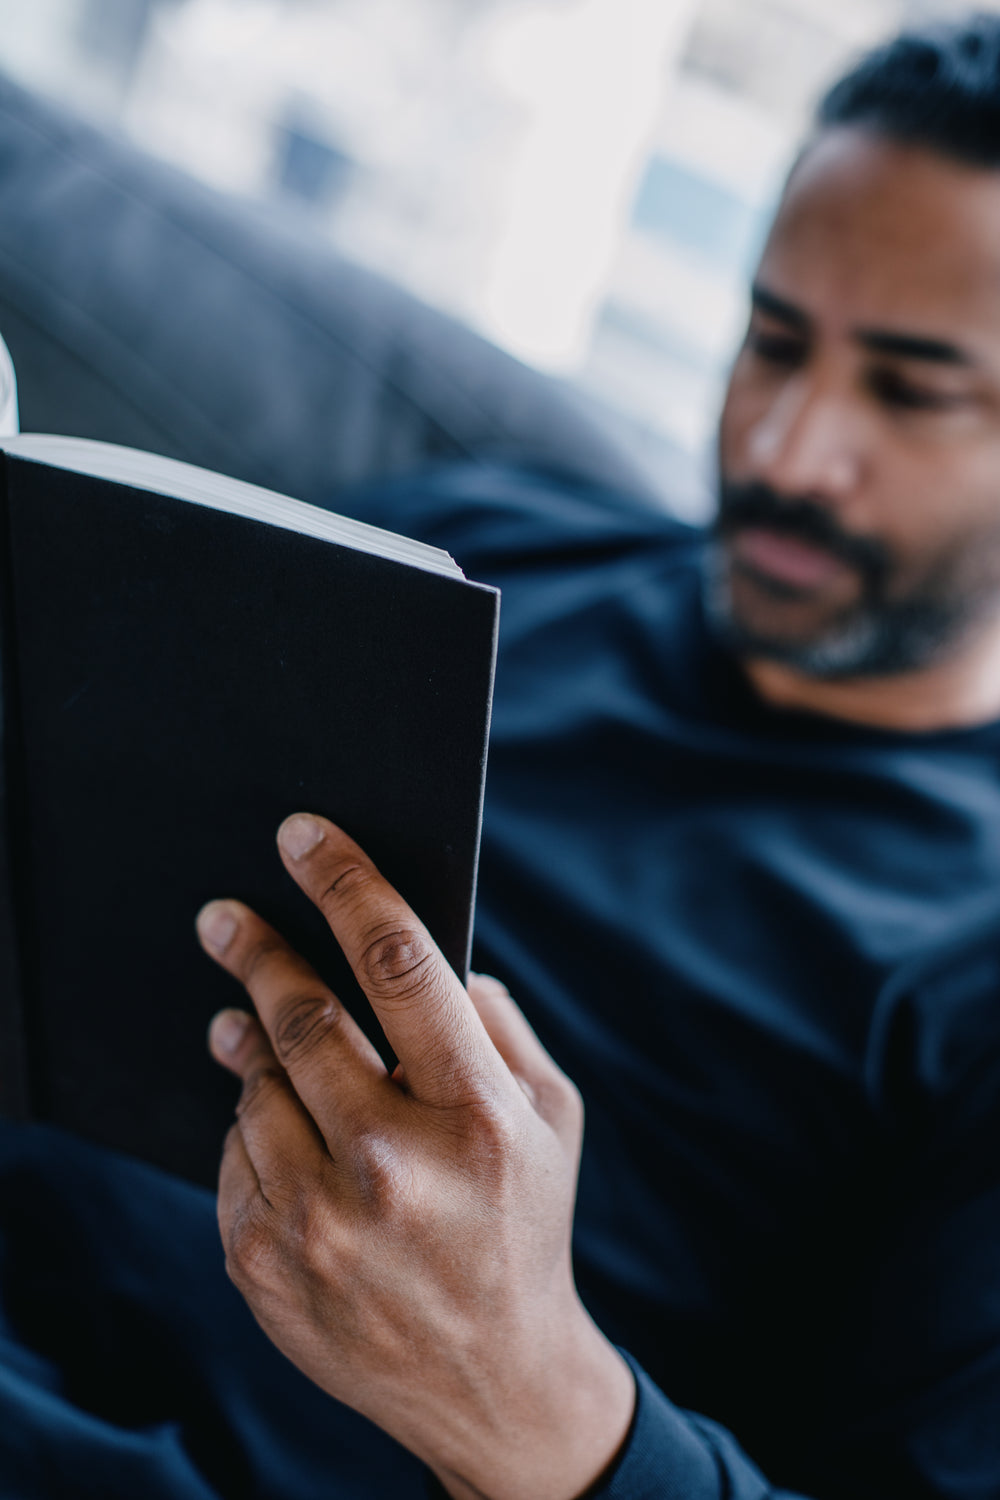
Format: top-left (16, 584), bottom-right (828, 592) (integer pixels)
top-left (0, 1122), bottom-right (430, 1498)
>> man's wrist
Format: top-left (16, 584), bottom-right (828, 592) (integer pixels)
top-left (430, 1320), bottom-right (637, 1500)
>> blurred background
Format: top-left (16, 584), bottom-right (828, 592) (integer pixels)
top-left (0, 0), bottom-right (990, 491)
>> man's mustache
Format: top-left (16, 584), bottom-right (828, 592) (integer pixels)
top-left (716, 481), bottom-right (890, 584)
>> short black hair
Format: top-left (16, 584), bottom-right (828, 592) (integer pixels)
top-left (817, 12), bottom-right (1000, 170)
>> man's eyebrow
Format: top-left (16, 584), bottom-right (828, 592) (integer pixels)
top-left (750, 285), bottom-right (809, 330)
top-left (751, 283), bottom-right (978, 367)
top-left (855, 329), bottom-right (976, 366)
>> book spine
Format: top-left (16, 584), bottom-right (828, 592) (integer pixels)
top-left (460, 591), bottom-right (500, 984)
top-left (0, 454), bottom-right (34, 1118)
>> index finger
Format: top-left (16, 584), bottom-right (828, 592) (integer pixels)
top-left (276, 814), bottom-right (502, 1106)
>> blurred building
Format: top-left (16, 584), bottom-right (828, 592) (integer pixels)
top-left (0, 0), bottom-right (994, 497)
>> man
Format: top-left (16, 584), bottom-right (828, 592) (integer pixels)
top-left (4, 12), bottom-right (1000, 1498)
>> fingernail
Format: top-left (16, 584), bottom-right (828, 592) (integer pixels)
top-left (279, 814), bottom-right (325, 860)
top-left (197, 901), bottom-right (238, 954)
top-left (209, 1009), bottom-right (250, 1055)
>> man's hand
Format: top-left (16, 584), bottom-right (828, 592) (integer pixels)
top-left (196, 814), bottom-right (634, 1500)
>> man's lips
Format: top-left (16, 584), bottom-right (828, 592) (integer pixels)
top-left (729, 526), bottom-right (853, 589)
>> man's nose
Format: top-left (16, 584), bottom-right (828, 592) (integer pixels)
top-left (747, 372), bottom-right (864, 501)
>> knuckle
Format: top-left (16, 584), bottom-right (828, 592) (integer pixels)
top-left (225, 1200), bottom-right (280, 1288)
top-left (565, 1075), bottom-right (585, 1122)
top-left (283, 1181), bottom-right (336, 1265)
top-left (360, 926), bottom-right (436, 1001)
top-left (465, 1089), bottom-right (524, 1159)
top-left (272, 991), bottom-right (342, 1065)
top-left (350, 1132), bottom-right (413, 1212)
top-left (556, 1073), bottom-right (585, 1133)
top-left (533, 1066), bottom-right (584, 1137)
top-left (236, 1063), bottom-right (286, 1117)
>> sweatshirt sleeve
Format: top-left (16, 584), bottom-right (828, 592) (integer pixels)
top-left (593, 1353), bottom-right (807, 1500)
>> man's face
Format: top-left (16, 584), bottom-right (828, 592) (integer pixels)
top-left (712, 128), bottom-right (1000, 678)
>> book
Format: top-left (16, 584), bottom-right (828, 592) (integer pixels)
top-left (0, 435), bottom-right (499, 1186)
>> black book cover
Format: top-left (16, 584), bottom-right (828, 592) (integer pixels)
top-left (0, 449), bottom-right (498, 1187)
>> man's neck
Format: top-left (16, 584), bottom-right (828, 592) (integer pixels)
top-left (743, 618), bottom-right (1000, 733)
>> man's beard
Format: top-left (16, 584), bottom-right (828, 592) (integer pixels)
top-left (704, 480), bottom-right (998, 680)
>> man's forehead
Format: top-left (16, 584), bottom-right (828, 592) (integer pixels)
top-left (757, 127), bottom-right (1000, 350)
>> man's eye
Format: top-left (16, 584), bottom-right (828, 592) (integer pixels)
top-left (869, 370), bottom-right (963, 411)
top-left (745, 330), bottom-right (805, 366)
